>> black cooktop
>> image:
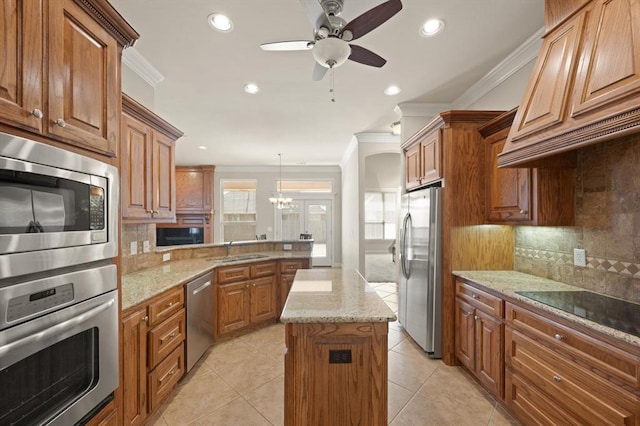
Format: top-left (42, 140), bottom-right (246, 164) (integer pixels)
top-left (516, 290), bottom-right (640, 338)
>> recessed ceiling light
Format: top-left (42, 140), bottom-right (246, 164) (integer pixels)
top-left (198, 145), bottom-right (207, 150)
top-left (420, 18), bottom-right (445, 37)
top-left (208, 13), bottom-right (233, 32)
top-left (244, 83), bottom-right (260, 94)
top-left (384, 85), bottom-right (401, 96)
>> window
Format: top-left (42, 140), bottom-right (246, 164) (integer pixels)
top-left (364, 192), bottom-right (396, 240)
top-left (222, 180), bottom-right (256, 242)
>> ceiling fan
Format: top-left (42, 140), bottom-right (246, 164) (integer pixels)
top-left (260, 0), bottom-right (403, 81)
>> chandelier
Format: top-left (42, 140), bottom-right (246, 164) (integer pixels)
top-left (269, 153), bottom-right (292, 209)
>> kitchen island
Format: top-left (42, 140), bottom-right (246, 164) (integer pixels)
top-left (280, 269), bottom-right (396, 426)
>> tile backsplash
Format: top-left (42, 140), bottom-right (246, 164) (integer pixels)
top-left (514, 134), bottom-right (640, 302)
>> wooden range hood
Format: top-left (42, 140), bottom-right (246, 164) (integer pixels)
top-left (498, 0), bottom-right (640, 167)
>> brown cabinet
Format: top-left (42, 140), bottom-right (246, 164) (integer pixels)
top-left (479, 109), bottom-right (575, 225)
top-left (175, 166), bottom-right (215, 214)
top-left (121, 94), bottom-right (183, 223)
top-left (505, 302), bottom-right (639, 425)
top-left (216, 262), bottom-right (278, 337)
top-left (454, 280), bottom-right (504, 399)
top-left (403, 127), bottom-right (442, 189)
top-left (0, 0), bottom-right (137, 157)
top-left (121, 287), bottom-right (185, 426)
top-left (500, 0), bottom-right (640, 167)
top-left (278, 259), bottom-right (311, 313)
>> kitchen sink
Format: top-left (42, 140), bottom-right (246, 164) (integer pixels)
top-left (209, 254), bottom-right (269, 264)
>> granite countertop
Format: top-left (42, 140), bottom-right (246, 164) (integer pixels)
top-left (121, 251), bottom-right (310, 311)
top-left (280, 269), bottom-right (397, 324)
top-left (452, 270), bottom-right (640, 348)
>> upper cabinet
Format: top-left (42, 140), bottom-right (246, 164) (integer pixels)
top-left (500, 0), bottom-right (640, 167)
top-left (0, 0), bottom-right (138, 158)
top-left (121, 94), bottom-right (183, 223)
top-left (175, 166), bottom-right (215, 214)
top-left (480, 109), bottom-right (575, 225)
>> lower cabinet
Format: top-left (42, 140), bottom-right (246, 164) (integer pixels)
top-left (454, 280), bottom-right (504, 399)
top-left (122, 287), bottom-right (185, 426)
top-left (278, 259), bottom-right (311, 313)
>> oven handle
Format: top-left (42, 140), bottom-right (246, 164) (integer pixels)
top-left (0, 298), bottom-right (115, 359)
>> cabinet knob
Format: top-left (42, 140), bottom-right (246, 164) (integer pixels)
top-left (474, 315), bottom-right (479, 321)
top-left (471, 294), bottom-right (479, 299)
top-left (553, 375), bottom-right (562, 383)
top-left (554, 333), bottom-right (563, 341)
top-left (168, 369), bottom-right (175, 376)
top-left (167, 302), bottom-right (173, 307)
top-left (54, 118), bottom-right (67, 128)
top-left (520, 209), bottom-right (528, 215)
top-left (169, 332), bottom-right (176, 338)
top-left (30, 109), bottom-right (43, 119)
top-left (142, 315), bottom-right (149, 323)
top-left (462, 311), bottom-right (471, 317)
top-left (153, 210), bottom-right (159, 214)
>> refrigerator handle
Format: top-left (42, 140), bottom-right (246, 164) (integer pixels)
top-left (400, 213), bottom-right (411, 279)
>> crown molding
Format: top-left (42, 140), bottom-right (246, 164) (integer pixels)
top-left (122, 47), bottom-right (165, 88)
top-left (452, 27), bottom-right (544, 109)
top-left (394, 102), bottom-right (451, 117)
top-left (214, 165), bottom-right (341, 173)
top-left (354, 132), bottom-right (400, 144)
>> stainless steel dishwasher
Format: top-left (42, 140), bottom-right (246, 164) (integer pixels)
top-left (185, 272), bottom-right (214, 372)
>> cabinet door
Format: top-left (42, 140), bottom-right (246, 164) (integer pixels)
top-left (151, 131), bottom-right (176, 221)
top-left (474, 309), bottom-right (504, 398)
top-left (454, 298), bottom-right (475, 372)
top-left (279, 273), bottom-right (295, 314)
top-left (47, 0), bottom-right (119, 156)
top-left (508, 10), bottom-right (587, 143)
top-left (217, 281), bottom-right (251, 336)
top-left (122, 308), bottom-right (148, 426)
top-left (175, 166), bottom-right (214, 213)
top-left (404, 143), bottom-right (421, 190)
top-left (571, 0), bottom-right (640, 117)
top-left (485, 129), bottom-right (532, 223)
top-left (0, 0), bottom-right (43, 133)
top-left (121, 113), bottom-right (153, 221)
top-left (251, 276), bottom-right (277, 323)
top-left (420, 130), bottom-right (442, 185)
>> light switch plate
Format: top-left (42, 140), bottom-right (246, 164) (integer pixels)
top-left (130, 241), bottom-right (137, 256)
top-left (163, 253), bottom-right (171, 262)
top-left (283, 243), bottom-right (292, 251)
top-left (573, 248), bottom-right (586, 267)
top-left (143, 240), bottom-right (151, 253)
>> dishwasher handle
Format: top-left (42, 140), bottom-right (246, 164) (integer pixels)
top-left (191, 280), bottom-right (212, 295)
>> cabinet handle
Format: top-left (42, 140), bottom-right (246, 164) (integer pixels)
top-left (474, 315), bottom-right (479, 321)
top-left (168, 369), bottom-right (175, 376)
top-left (462, 311), bottom-right (471, 317)
top-left (471, 294), bottom-right (479, 299)
top-left (169, 332), bottom-right (176, 338)
top-left (520, 209), bottom-right (528, 215)
top-left (30, 109), bottom-right (43, 119)
top-left (252, 283), bottom-right (256, 287)
top-left (553, 375), bottom-right (562, 383)
top-left (142, 316), bottom-right (149, 323)
top-left (167, 302), bottom-right (173, 307)
top-left (54, 118), bottom-right (67, 128)
top-left (554, 333), bottom-right (563, 341)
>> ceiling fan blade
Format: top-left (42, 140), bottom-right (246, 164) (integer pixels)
top-left (299, 0), bottom-right (327, 29)
top-left (260, 40), bottom-right (313, 51)
top-left (348, 45), bottom-right (386, 67)
top-left (312, 62), bottom-right (328, 81)
top-left (343, 0), bottom-right (402, 41)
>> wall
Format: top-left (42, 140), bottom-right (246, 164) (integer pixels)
top-left (364, 153), bottom-right (401, 255)
top-left (121, 63), bottom-right (155, 109)
top-left (514, 135), bottom-right (640, 302)
top-left (341, 139), bottom-right (360, 270)
top-left (466, 60), bottom-right (535, 111)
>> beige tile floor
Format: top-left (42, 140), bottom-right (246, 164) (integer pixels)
top-left (148, 281), bottom-right (519, 426)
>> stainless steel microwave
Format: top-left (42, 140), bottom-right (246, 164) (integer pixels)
top-left (0, 133), bottom-right (118, 279)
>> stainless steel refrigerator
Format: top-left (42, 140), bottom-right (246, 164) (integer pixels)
top-left (398, 186), bottom-right (442, 358)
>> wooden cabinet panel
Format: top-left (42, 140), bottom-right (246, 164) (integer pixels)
top-left (122, 308), bottom-right (148, 426)
top-left (48, 0), bottom-right (119, 156)
top-left (148, 287), bottom-right (184, 326)
top-left (251, 276), bottom-right (277, 323)
top-left (475, 310), bottom-right (503, 397)
top-left (456, 281), bottom-right (504, 317)
top-left (279, 273), bottom-right (295, 314)
top-left (217, 281), bottom-right (251, 336)
top-left (217, 266), bottom-right (251, 284)
top-left (175, 166), bottom-right (214, 214)
top-left (251, 261), bottom-right (277, 278)
top-left (404, 143), bottom-right (421, 190)
top-left (151, 131), bottom-right (175, 220)
top-left (279, 259), bottom-right (310, 314)
top-left (0, 0), bottom-right (43, 133)
top-left (121, 113), bottom-right (152, 220)
top-left (419, 130), bottom-right (442, 185)
top-left (85, 401), bottom-right (118, 426)
top-left (147, 309), bottom-right (185, 370)
top-left (147, 343), bottom-right (184, 413)
top-left (454, 298), bottom-right (475, 371)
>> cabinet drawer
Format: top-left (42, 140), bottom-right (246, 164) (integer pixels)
top-left (506, 303), bottom-right (639, 390)
top-left (280, 260), bottom-right (306, 274)
top-left (148, 343), bottom-right (184, 412)
top-left (148, 309), bottom-right (186, 370)
top-left (148, 287), bottom-right (184, 326)
top-left (506, 327), bottom-right (637, 425)
top-left (251, 261), bottom-right (277, 278)
top-left (217, 266), bottom-right (250, 284)
top-left (455, 280), bottom-right (503, 318)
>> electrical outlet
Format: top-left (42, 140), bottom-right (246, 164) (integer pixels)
top-left (130, 241), bottom-right (137, 256)
top-left (162, 253), bottom-right (171, 262)
top-left (143, 240), bottom-right (151, 253)
top-left (283, 243), bottom-right (292, 251)
top-left (573, 248), bottom-right (586, 267)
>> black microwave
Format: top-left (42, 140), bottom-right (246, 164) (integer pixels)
top-left (0, 133), bottom-right (118, 280)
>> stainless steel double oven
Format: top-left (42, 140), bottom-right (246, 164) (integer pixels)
top-left (0, 133), bottom-right (119, 425)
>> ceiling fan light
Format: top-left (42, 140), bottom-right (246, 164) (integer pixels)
top-left (312, 38), bottom-right (351, 68)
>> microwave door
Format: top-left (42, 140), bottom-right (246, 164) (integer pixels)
top-left (31, 191), bottom-right (66, 232)
top-left (0, 187), bottom-right (35, 233)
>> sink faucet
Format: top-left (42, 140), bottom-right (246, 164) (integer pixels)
top-left (226, 241), bottom-right (233, 257)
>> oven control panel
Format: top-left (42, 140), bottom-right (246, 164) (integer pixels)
top-left (7, 283), bottom-right (74, 323)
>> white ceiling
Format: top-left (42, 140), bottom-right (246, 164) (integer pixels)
top-left (109, 0), bottom-right (544, 167)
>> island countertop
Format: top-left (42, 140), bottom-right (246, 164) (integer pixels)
top-left (280, 268), bottom-right (397, 323)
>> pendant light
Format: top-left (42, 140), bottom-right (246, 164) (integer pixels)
top-left (269, 153), bottom-right (292, 209)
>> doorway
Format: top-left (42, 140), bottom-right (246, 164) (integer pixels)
top-left (281, 199), bottom-right (332, 267)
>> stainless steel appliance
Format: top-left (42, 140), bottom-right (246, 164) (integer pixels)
top-left (0, 132), bottom-right (118, 279)
top-left (0, 265), bottom-right (118, 425)
top-left (398, 186), bottom-right (442, 358)
top-left (185, 272), bottom-right (215, 372)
